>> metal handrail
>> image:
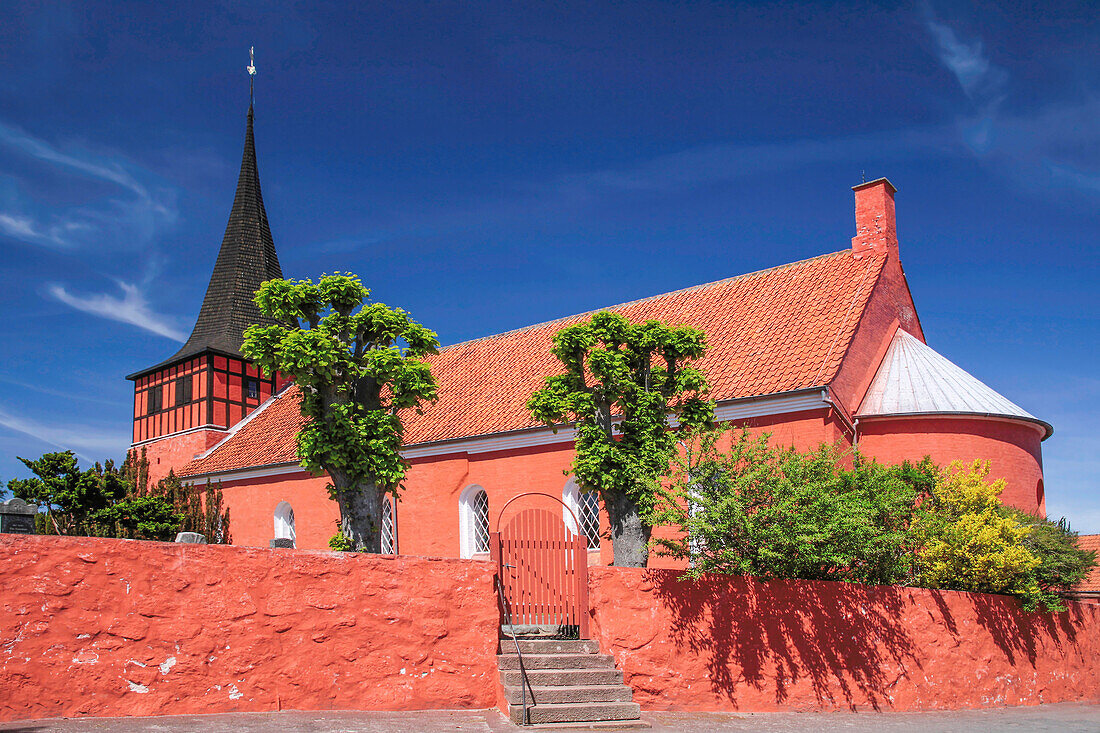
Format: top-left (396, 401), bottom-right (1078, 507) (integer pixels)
top-left (495, 570), bottom-right (533, 726)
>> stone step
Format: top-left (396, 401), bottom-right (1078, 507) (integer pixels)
top-left (497, 653), bottom-right (615, 670)
top-left (519, 721), bottom-right (650, 730)
top-left (503, 683), bottom-right (633, 705)
top-left (500, 667), bottom-right (623, 687)
top-left (506, 638), bottom-right (601, 655)
top-left (509, 701), bottom-right (642, 725)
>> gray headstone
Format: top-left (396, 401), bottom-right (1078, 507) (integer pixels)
top-left (174, 532), bottom-right (207, 544)
top-left (269, 538), bottom-right (295, 549)
top-left (1, 498), bottom-right (38, 534)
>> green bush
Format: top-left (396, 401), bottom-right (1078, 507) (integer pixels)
top-left (652, 426), bottom-right (935, 584)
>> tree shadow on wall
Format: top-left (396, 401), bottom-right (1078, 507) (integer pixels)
top-left (968, 591), bottom-right (1082, 667)
top-left (648, 571), bottom-right (922, 711)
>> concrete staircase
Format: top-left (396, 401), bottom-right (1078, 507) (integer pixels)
top-left (498, 637), bottom-right (644, 727)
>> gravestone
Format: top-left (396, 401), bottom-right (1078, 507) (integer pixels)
top-left (0, 498), bottom-right (37, 534)
top-left (270, 538), bottom-right (294, 549)
top-left (175, 532), bottom-right (207, 544)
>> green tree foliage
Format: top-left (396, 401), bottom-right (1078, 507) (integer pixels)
top-left (1008, 510), bottom-right (1096, 601)
top-left (528, 312), bottom-right (713, 566)
top-left (654, 427), bottom-right (935, 583)
top-left (912, 460), bottom-right (1096, 611)
top-left (242, 273), bottom-right (439, 551)
top-left (8, 451), bottom-right (179, 540)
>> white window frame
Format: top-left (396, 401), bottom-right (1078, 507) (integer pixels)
top-left (381, 496), bottom-right (396, 554)
top-left (562, 479), bottom-right (601, 551)
top-left (273, 500), bottom-right (296, 547)
top-left (459, 485), bottom-right (490, 559)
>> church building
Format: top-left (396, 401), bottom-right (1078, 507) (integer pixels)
top-left (127, 101), bottom-right (1053, 561)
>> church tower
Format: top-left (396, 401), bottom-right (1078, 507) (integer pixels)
top-left (126, 98), bottom-right (286, 484)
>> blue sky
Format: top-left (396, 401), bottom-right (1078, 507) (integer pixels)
top-left (1, 2), bottom-right (1097, 529)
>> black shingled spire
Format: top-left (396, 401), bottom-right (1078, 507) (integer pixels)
top-left (130, 102), bottom-right (283, 378)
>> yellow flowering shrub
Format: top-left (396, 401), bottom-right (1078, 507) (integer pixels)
top-left (914, 460), bottom-right (1043, 608)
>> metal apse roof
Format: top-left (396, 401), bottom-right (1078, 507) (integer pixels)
top-left (857, 329), bottom-right (1052, 438)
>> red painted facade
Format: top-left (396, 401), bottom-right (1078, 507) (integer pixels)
top-left (130, 355), bottom-right (289, 484)
top-left (132, 355), bottom-right (277, 444)
top-left (857, 416), bottom-right (1047, 516)
top-left (3, 534), bottom-right (1098, 722)
top-left (0, 535), bottom-right (499, 722)
top-left (212, 408), bottom-right (853, 556)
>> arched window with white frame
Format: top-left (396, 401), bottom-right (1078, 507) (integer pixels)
top-left (563, 480), bottom-right (601, 550)
top-left (459, 485), bottom-right (490, 558)
top-left (381, 495), bottom-right (396, 554)
top-left (273, 500), bottom-right (296, 547)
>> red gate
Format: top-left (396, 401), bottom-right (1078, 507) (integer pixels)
top-left (490, 494), bottom-right (590, 638)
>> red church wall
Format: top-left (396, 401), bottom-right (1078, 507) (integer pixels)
top-left (588, 566), bottom-right (1100, 712)
top-left (139, 429), bottom-right (228, 487)
top-left (829, 257), bottom-right (923, 417)
top-left (213, 472), bottom-right (340, 549)
top-left (4, 534), bottom-right (1099, 723)
top-left (209, 408), bottom-right (846, 560)
top-left (857, 416), bottom-right (1046, 515)
top-left (0, 535), bottom-right (499, 723)
top-left (131, 356), bottom-right (278, 484)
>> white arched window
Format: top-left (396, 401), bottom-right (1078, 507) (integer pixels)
top-left (273, 501), bottom-right (296, 547)
top-left (381, 496), bottom-right (396, 554)
top-left (459, 485), bottom-right (490, 558)
top-left (563, 480), bottom-right (601, 550)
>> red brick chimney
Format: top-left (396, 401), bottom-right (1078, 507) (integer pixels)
top-left (851, 177), bottom-right (898, 259)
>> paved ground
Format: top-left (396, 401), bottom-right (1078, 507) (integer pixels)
top-left (3, 705), bottom-right (1100, 733)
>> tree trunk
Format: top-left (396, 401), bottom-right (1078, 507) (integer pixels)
top-left (606, 490), bottom-right (650, 567)
top-left (333, 476), bottom-right (385, 552)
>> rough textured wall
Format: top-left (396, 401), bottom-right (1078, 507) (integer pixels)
top-left (0, 535), bottom-right (499, 722)
top-left (589, 567), bottom-right (1100, 712)
top-left (858, 416), bottom-right (1046, 515)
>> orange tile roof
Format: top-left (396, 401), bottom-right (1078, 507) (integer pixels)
top-left (181, 249), bottom-right (887, 477)
top-left (1074, 534), bottom-right (1100, 593)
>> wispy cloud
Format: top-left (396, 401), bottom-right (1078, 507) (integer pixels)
top-left (0, 373), bottom-right (118, 406)
top-left (0, 119), bottom-right (175, 249)
top-left (0, 406), bottom-right (129, 461)
top-left (924, 19), bottom-right (1007, 106)
top-left (0, 120), bottom-right (158, 202)
top-left (48, 281), bottom-right (187, 341)
top-left (920, 12), bottom-right (1100, 196)
top-left (923, 13), bottom-right (1009, 153)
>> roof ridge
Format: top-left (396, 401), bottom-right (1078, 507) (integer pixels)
top-left (439, 248), bottom-right (871, 352)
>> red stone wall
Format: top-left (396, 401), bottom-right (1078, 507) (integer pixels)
top-left (589, 566), bottom-right (1100, 712)
top-left (0, 535), bottom-right (499, 722)
top-left (858, 416), bottom-right (1046, 515)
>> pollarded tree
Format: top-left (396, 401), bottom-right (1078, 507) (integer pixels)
top-left (242, 273), bottom-right (439, 552)
top-left (527, 311), bottom-right (713, 566)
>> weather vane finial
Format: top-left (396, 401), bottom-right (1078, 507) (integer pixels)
top-left (247, 46), bottom-right (256, 105)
